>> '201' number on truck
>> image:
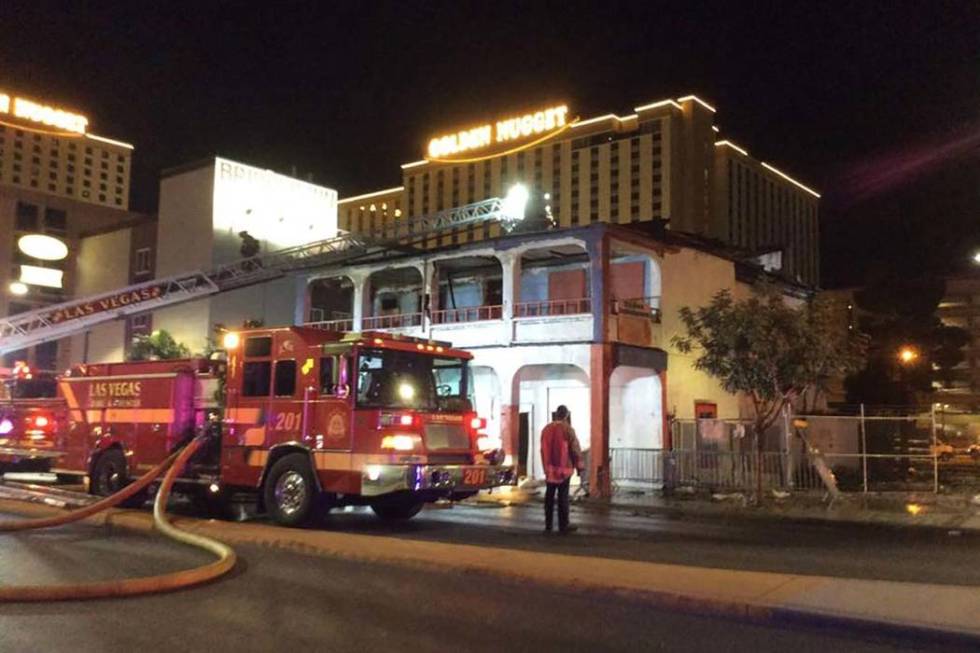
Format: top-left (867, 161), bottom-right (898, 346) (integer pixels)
top-left (274, 412), bottom-right (301, 430)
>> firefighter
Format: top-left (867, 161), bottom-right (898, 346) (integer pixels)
top-left (540, 405), bottom-right (584, 534)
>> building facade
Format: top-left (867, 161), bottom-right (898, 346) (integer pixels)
top-left (0, 89), bottom-right (148, 369)
top-left (151, 157), bottom-right (339, 353)
top-left (340, 95), bottom-right (821, 287)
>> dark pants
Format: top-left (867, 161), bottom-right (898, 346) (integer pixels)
top-left (544, 478), bottom-right (571, 530)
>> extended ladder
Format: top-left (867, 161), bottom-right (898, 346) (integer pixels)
top-left (0, 197), bottom-right (514, 354)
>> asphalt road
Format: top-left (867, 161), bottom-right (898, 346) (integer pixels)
top-left (305, 500), bottom-right (980, 586)
top-left (0, 513), bottom-right (973, 652)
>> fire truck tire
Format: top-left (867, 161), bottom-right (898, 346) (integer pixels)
top-left (370, 498), bottom-right (424, 521)
top-left (263, 453), bottom-right (318, 527)
top-left (91, 449), bottom-right (146, 508)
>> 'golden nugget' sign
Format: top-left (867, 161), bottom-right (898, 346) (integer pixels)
top-left (426, 105), bottom-right (570, 162)
top-left (47, 286), bottom-right (164, 324)
top-left (0, 92), bottom-right (88, 134)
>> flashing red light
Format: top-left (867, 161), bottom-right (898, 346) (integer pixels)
top-left (468, 415), bottom-right (487, 431)
top-left (398, 414), bottom-right (414, 426)
top-left (33, 415), bottom-right (50, 428)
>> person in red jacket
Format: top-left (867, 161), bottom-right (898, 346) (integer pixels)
top-left (540, 405), bottom-right (584, 533)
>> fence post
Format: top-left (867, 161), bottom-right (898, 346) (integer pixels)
top-left (931, 403), bottom-right (939, 494)
top-left (782, 406), bottom-right (793, 490)
top-left (860, 403), bottom-right (868, 494)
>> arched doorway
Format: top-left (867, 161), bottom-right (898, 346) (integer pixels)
top-left (513, 363), bottom-right (590, 481)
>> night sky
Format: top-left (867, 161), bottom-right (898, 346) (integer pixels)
top-left (2, 1), bottom-right (978, 288)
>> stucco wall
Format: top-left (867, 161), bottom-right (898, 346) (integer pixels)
top-left (659, 247), bottom-right (741, 419)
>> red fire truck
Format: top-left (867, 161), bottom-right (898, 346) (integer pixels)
top-left (0, 363), bottom-right (64, 475)
top-left (17, 327), bottom-right (511, 526)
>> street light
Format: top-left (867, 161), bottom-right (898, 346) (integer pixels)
top-left (972, 251), bottom-right (980, 265)
top-left (898, 346), bottom-right (919, 365)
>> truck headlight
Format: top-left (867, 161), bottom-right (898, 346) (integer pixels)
top-left (381, 434), bottom-right (422, 451)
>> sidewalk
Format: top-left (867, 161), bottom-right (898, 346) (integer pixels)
top-left (2, 497), bottom-right (979, 642)
top-left (474, 484), bottom-right (980, 533)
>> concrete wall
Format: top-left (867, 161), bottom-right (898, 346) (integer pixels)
top-left (153, 163), bottom-right (215, 354)
top-left (67, 227), bottom-right (133, 364)
top-left (610, 366), bottom-right (663, 449)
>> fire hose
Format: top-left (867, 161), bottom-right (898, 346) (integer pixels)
top-left (0, 436), bottom-right (236, 601)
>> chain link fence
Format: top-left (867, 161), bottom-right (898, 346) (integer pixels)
top-left (610, 408), bottom-right (980, 495)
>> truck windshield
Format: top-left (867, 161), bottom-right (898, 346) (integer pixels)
top-left (356, 348), bottom-right (470, 411)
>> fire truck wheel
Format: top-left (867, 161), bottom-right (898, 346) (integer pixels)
top-left (264, 454), bottom-right (317, 527)
top-left (91, 449), bottom-right (147, 508)
top-left (370, 498), bottom-right (424, 521)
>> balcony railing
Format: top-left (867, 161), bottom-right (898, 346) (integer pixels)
top-left (611, 296), bottom-right (661, 322)
top-left (515, 297), bottom-right (592, 318)
top-left (305, 318), bottom-right (354, 332)
top-left (361, 312), bottom-right (423, 330)
top-left (431, 305), bottom-right (503, 325)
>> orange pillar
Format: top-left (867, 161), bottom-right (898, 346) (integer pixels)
top-left (590, 343), bottom-right (613, 497)
top-left (660, 369), bottom-right (670, 450)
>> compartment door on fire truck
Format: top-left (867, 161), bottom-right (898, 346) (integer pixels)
top-left (312, 353), bottom-right (352, 451)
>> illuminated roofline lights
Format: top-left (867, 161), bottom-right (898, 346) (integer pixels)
top-left (339, 186), bottom-right (405, 204)
top-left (633, 99), bottom-right (683, 112)
top-left (85, 133), bottom-right (134, 150)
top-left (715, 140), bottom-right (749, 156)
top-left (676, 95), bottom-right (717, 113)
top-left (761, 162), bottom-right (821, 198)
top-left (401, 160), bottom-right (428, 170)
top-left (712, 125), bottom-right (720, 133)
top-left (569, 113), bottom-right (618, 129)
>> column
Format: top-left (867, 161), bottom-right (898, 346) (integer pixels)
top-left (586, 233), bottom-right (610, 341)
top-left (499, 250), bottom-right (521, 321)
top-left (420, 260), bottom-right (437, 334)
top-left (350, 272), bottom-right (371, 332)
top-left (590, 343), bottom-right (613, 498)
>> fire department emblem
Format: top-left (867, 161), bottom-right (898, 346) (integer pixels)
top-left (326, 413), bottom-right (346, 440)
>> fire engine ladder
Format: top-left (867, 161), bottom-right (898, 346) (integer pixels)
top-left (0, 197), bottom-right (514, 354)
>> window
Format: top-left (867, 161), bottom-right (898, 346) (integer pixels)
top-left (15, 202), bottom-right (38, 230)
top-left (244, 336), bottom-right (272, 357)
top-left (44, 208), bottom-right (67, 232)
top-left (134, 247), bottom-right (152, 274)
top-left (242, 362), bottom-right (271, 396)
top-left (274, 360), bottom-right (297, 396)
top-left (320, 357), bottom-right (336, 394)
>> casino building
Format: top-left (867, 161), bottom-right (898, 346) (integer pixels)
top-left (0, 89), bottom-right (151, 369)
top-left (339, 95), bottom-right (820, 287)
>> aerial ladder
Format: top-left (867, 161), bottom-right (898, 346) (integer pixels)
top-left (0, 194), bottom-right (527, 355)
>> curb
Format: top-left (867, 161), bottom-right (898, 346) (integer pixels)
top-left (2, 498), bottom-right (979, 645)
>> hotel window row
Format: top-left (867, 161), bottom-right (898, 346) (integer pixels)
top-left (0, 126), bottom-right (129, 207)
top-left (726, 159), bottom-right (819, 285)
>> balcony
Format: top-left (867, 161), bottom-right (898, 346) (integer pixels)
top-left (431, 305), bottom-right (503, 325)
top-left (609, 295), bottom-right (662, 348)
top-left (362, 312), bottom-right (423, 330)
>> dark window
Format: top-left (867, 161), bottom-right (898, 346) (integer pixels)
top-left (44, 208), bottom-right (67, 231)
top-left (242, 361), bottom-right (272, 397)
top-left (320, 357), bottom-right (336, 394)
top-left (15, 202), bottom-right (38, 230)
top-left (274, 360), bottom-right (297, 396)
top-left (244, 336), bottom-right (272, 357)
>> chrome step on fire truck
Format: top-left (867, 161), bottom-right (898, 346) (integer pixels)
top-left (9, 327), bottom-right (511, 525)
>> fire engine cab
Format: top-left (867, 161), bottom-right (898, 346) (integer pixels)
top-left (25, 327), bottom-right (512, 526)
